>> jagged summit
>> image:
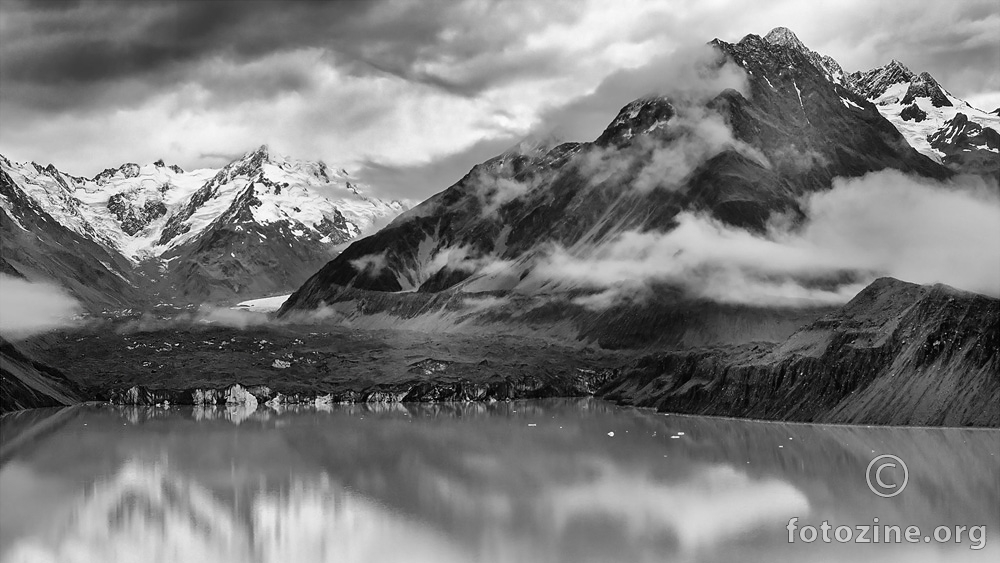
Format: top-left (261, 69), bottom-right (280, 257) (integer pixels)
top-left (763, 27), bottom-right (807, 51)
top-left (849, 61), bottom-right (912, 100)
top-left (93, 162), bottom-right (141, 185)
top-left (761, 26), bottom-right (845, 85)
top-left (902, 72), bottom-right (952, 108)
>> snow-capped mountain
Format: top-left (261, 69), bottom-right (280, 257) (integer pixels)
top-left (849, 64), bottom-right (999, 175)
top-left (0, 147), bottom-right (406, 306)
top-left (765, 31), bottom-right (999, 176)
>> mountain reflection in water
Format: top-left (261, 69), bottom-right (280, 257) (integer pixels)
top-left (0, 400), bottom-right (996, 563)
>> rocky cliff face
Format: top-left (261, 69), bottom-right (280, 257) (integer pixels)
top-left (600, 278), bottom-right (999, 426)
top-left (106, 190), bottom-right (168, 236)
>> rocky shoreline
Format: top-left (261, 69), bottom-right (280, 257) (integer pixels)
top-left (104, 368), bottom-right (619, 409)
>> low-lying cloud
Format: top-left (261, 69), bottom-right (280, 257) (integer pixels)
top-left (573, 105), bottom-right (769, 192)
top-left (531, 170), bottom-right (1000, 307)
top-left (0, 275), bottom-right (82, 339)
top-left (115, 302), bottom-right (346, 334)
top-left (534, 43), bottom-right (749, 143)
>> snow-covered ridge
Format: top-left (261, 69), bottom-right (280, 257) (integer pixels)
top-left (760, 27), bottom-right (999, 163)
top-left (0, 146), bottom-right (406, 261)
top-left (850, 64), bottom-right (999, 160)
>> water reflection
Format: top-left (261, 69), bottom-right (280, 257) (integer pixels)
top-left (0, 400), bottom-right (996, 563)
top-left (4, 460), bottom-right (464, 563)
top-left (542, 463), bottom-right (809, 550)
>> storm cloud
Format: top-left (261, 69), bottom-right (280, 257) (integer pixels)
top-left (0, 0), bottom-right (996, 200)
top-left (0, 274), bottom-right (82, 339)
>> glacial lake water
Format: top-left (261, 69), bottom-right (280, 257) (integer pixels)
top-left (0, 399), bottom-right (996, 563)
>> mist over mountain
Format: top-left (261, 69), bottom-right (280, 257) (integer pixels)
top-left (281, 29), bottom-right (997, 319)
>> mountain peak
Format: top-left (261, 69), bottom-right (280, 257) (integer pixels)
top-left (760, 27), bottom-right (845, 85)
top-left (92, 162), bottom-right (141, 185)
top-left (763, 27), bottom-right (806, 51)
top-left (848, 60), bottom-right (915, 101)
top-left (886, 59), bottom-right (911, 73)
top-left (240, 144), bottom-right (271, 163)
top-left (902, 71), bottom-right (952, 108)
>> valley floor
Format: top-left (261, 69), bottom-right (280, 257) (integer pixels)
top-left (11, 305), bottom-right (997, 427)
top-left (25, 321), bottom-right (628, 404)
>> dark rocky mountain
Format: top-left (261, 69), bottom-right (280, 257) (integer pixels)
top-left (0, 147), bottom-right (405, 309)
top-left (899, 102), bottom-right (927, 122)
top-left (278, 28), bottom-right (947, 347)
top-left (601, 278), bottom-right (999, 426)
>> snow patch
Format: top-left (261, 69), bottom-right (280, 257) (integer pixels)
top-left (232, 294), bottom-right (291, 313)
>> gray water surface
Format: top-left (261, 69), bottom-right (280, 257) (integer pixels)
top-left (0, 400), bottom-right (997, 562)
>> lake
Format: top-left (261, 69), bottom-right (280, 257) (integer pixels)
top-left (0, 399), bottom-right (996, 562)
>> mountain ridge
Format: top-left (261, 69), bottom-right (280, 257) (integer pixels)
top-left (1, 146), bottom-right (407, 307)
top-left (768, 28), bottom-right (999, 176)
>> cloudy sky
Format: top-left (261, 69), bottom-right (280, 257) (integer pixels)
top-left (1, 0), bottom-right (997, 200)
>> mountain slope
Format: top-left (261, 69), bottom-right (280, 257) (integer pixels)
top-left (278, 29), bottom-right (948, 349)
top-left (0, 147), bottom-right (406, 307)
top-left (601, 278), bottom-right (999, 426)
top-left (1, 337), bottom-right (85, 413)
top-left (1, 162), bottom-right (141, 309)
